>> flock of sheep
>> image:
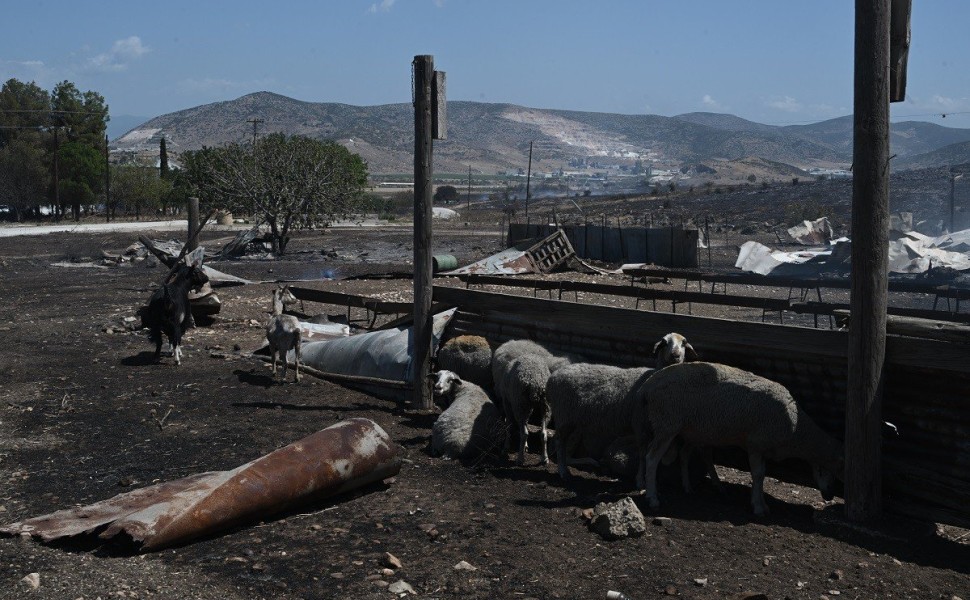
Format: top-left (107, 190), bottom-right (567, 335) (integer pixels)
top-left (431, 333), bottom-right (843, 516)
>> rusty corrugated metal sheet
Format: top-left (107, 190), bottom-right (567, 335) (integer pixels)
top-left (1, 418), bottom-right (401, 551)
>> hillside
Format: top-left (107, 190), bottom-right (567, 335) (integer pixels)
top-left (112, 92), bottom-right (970, 175)
top-left (893, 141), bottom-right (970, 171)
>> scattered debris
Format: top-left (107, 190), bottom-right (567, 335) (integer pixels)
top-left (383, 552), bottom-right (403, 570)
top-left (443, 229), bottom-right (575, 275)
top-left (387, 580), bottom-right (416, 595)
top-left (20, 572), bottom-right (40, 590)
top-left (787, 217), bottom-right (834, 245)
top-left (1, 418), bottom-right (402, 551)
top-left (453, 560), bottom-right (477, 571)
top-left (589, 497), bottom-right (646, 540)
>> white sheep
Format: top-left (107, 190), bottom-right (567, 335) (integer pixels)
top-left (547, 363), bottom-right (655, 480)
top-left (436, 335), bottom-right (494, 390)
top-left (430, 370), bottom-right (507, 461)
top-left (265, 285), bottom-right (301, 383)
top-left (491, 339), bottom-right (577, 465)
top-left (635, 362), bottom-right (843, 516)
top-left (545, 332), bottom-right (695, 481)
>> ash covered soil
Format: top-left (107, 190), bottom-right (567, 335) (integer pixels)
top-left (0, 223), bottom-right (967, 600)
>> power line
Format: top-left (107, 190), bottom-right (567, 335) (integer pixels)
top-left (0, 109), bottom-right (106, 115)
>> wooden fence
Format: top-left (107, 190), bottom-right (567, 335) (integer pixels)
top-left (509, 223), bottom-right (699, 268)
top-left (433, 285), bottom-right (970, 528)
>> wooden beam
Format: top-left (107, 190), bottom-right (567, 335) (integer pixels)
top-left (412, 55), bottom-right (435, 410)
top-left (847, 0), bottom-right (892, 522)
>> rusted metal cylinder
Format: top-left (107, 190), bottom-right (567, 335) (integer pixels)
top-left (3, 418), bottom-right (402, 552)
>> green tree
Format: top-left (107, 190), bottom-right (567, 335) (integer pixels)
top-left (0, 135), bottom-right (50, 220)
top-left (434, 184), bottom-right (459, 204)
top-left (159, 136), bottom-right (169, 179)
top-left (112, 165), bottom-right (169, 220)
top-left (0, 79), bottom-right (51, 147)
top-left (183, 133), bottom-right (368, 254)
top-left (58, 141), bottom-right (104, 220)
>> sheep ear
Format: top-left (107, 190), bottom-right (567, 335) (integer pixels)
top-left (426, 371), bottom-right (437, 380)
top-left (652, 339), bottom-right (665, 357)
top-left (684, 342), bottom-right (699, 362)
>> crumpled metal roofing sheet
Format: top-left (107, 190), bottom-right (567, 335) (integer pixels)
top-left (1, 418), bottom-right (401, 552)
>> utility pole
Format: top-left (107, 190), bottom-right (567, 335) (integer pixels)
top-left (246, 117), bottom-right (264, 147)
top-left (53, 127), bottom-right (60, 222)
top-left (950, 172), bottom-right (963, 233)
top-left (525, 140), bottom-right (534, 221)
top-left (466, 165), bottom-right (472, 213)
top-left (104, 134), bottom-right (111, 223)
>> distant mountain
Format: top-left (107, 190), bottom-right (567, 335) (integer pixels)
top-left (893, 141), bottom-right (970, 171)
top-left (673, 112), bottom-right (778, 134)
top-left (785, 116), bottom-right (970, 162)
top-left (112, 92), bottom-right (970, 175)
top-left (107, 114), bottom-right (150, 141)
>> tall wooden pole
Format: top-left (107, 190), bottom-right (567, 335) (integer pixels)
top-left (412, 55), bottom-right (435, 411)
top-left (846, 0), bottom-right (891, 522)
top-left (525, 140), bottom-right (533, 221)
top-left (104, 134), bottom-right (111, 223)
top-left (466, 165), bottom-right (472, 214)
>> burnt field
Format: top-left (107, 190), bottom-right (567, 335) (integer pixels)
top-left (0, 223), bottom-right (968, 600)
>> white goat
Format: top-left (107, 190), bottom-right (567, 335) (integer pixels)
top-left (265, 285), bottom-right (301, 383)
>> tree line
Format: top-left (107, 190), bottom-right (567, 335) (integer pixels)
top-left (1, 78), bottom-right (372, 250)
top-left (0, 78), bottom-right (109, 221)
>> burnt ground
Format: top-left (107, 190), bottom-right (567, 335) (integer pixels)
top-left (0, 223), bottom-right (968, 600)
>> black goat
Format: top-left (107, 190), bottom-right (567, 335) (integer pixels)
top-left (140, 263), bottom-right (209, 365)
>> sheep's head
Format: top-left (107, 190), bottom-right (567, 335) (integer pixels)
top-left (430, 370), bottom-right (462, 399)
top-left (652, 332), bottom-right (697, 368)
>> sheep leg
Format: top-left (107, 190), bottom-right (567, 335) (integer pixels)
top-left (280, 349), bottom-right (288, 383)
top-left (703, 448), bottom-right (722, 491)
top-left (556, 425), bottom-right (577, 481)
top-left (748, 451), bottom-right (769, 516)
top-left (539, 401), bottom-right (551, 465)
top-left (293, 336), bottom-right (301, 383)
top-left (270, 347), bottom-right (278, 379)
top-left (643, 434), bottom-right (676, 509)
top-left (516, 419), bottom-right (529, 466)
top-left (680, 443), bottom-right (694, 494)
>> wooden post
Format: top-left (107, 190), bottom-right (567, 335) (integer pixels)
top-left (412, 55), bottom-right (435, 411)
top-left (525, 140), bottom-right (533, 221)
top-left (187, 197), bottom-right (200, 252)
top-left (104, 134), bottom-right (111, 223)
top-left (846, 0), bottom-right (891, 522)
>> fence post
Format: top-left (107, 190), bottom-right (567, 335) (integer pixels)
top-left (846, 0), bottom-right (891, 522)
top-left (412, 55), bottom-right (435, 411)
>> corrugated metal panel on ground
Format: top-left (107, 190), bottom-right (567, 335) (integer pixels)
top-left (434, 285), bottom-right (970, 528)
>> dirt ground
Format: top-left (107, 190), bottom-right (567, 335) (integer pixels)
top-left (0, 224), bottom-right (967, 600)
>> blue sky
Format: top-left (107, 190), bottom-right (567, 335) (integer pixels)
top-left (2, 1), bottom-right (969, 129)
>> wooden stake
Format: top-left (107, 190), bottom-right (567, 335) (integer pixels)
top-left (412, 55), bottom-right (435, 411)
top-left (846, 0), bottom-right (891, 522)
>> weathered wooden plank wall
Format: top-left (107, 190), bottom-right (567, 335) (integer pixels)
top-left (508, 224), bottom-right (699, 267)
